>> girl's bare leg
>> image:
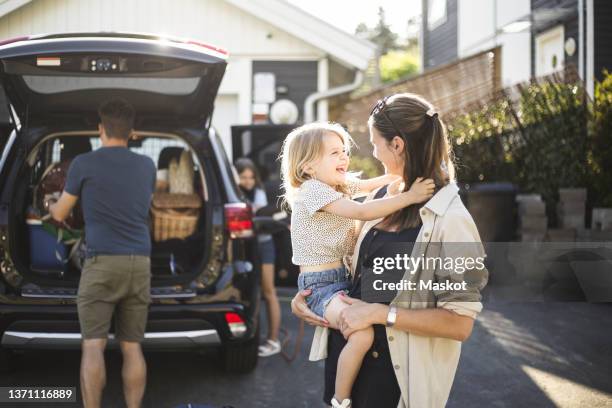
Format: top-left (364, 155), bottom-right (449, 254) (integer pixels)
top-left (261, 262), bottom-right (281, 341)
top-left (324, 295), bottom-right (375, 402)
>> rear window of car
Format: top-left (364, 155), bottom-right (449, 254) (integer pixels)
top-left (23, 75), bottom-right (201, 95)
top-left (51, 136), bottom-right (198, 169)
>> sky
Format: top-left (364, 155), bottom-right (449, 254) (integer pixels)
top-left (288, 0), bottom-right (422, 40)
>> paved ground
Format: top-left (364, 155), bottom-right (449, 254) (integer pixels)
top-left (1, 288), bottom-right (611, 408)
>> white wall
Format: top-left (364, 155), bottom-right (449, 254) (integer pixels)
top-left (212, 95), bottom-right (239, 160)
top-left (458, 0), bottom-right (496, 55)
top-left (0, 0), bottom-right (327, 154)
top-left (0, 0), bottom-right (324, 57)
top-left (458, 0), bottom-right (531, 86)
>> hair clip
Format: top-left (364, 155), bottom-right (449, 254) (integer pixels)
top-left (426, 108), bottom-right (438, 118)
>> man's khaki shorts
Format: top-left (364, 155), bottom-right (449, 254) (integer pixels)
top-left (77, 254), bottom-right (151, 342)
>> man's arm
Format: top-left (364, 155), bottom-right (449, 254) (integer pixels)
top-left (48, 192), bottom-right (79, 223)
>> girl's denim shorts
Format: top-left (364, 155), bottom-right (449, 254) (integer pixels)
top-left (297, 266), bottom-right (351, 318)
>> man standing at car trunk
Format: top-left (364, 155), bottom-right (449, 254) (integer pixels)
top-left (49, 98), bottom-right (156, 408)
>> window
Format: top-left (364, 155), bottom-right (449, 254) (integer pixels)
top-left (428, 0), bottom-right (447, 31)
top-left (51, 136), bottom-right (197, 171)
top-left (23, 76), bottom-right (201, 95)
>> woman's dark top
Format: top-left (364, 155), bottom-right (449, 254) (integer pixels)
top-left (323, 187), bottom-right (422, 407)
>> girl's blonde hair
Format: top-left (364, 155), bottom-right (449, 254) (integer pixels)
top-left (279, 122), bottom-right (355, 209)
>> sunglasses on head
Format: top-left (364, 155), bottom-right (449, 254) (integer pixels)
top-left (371, 97), bottom-right (439, 141)
top-left (370, 96), bottom-right (408, 141)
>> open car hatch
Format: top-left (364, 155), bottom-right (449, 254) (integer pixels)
top-left (0, 32), bottom-right (228, 127)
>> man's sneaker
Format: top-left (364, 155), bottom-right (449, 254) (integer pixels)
top-left (331, 397), bottom-right (351, 408)
top-left (258, 339), bottom-right (281, 357)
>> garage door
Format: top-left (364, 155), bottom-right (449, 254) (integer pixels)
top-left (212, 94), bottom-right (239, 160)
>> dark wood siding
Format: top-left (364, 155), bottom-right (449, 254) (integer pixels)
top-left (531, 0), bottom-right (579, 76)
top-left (252, 61), bottom-right (317, 122)
top-left (594, 0), bottom-right (612, 81)
top-left (422, 0), bottom-right (458, 69)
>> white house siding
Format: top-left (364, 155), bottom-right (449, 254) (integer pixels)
top-left (0, 0), bottom-right (327, 154)
top-left (458, 0), bottom-right (531, 86)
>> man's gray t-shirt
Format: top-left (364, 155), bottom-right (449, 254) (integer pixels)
top-left (64, 146), bottom-right (156, 256)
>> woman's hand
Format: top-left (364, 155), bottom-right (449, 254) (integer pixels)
top-left (291, 289), bottom-right (329, 327)
top-left (337, 295), bottom-right (388, 339)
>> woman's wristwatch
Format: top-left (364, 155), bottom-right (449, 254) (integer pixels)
top-left (386, 305), bottom-right (398, 327)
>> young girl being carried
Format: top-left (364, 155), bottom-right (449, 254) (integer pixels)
top-left (280, 122), bottom-right (434, 408)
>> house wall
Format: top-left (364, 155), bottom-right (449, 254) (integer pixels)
top-left (252, 60), bottom-right (318, 123)
top-left (0, 0), bottom-right (327, 156)
top-left (422, 0), bottom-right (458, 69)
top-left (0, 0), bottom-right (323, 57)
top-left (457, 0), bottom-right (531, 87)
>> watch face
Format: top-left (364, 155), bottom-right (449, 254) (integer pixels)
top-left (386, 307), bottom-right (397, 327)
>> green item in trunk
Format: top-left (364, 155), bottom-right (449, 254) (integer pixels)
top-left (41, 221), bottom-right (82, 244)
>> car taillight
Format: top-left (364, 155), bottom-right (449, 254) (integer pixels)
top-left (224, 203), bottom-right (254, 239)
top-left (225, 312), bottom-right (247, 337)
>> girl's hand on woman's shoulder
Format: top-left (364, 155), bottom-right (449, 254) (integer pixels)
top-left (407, 177), bottom-right (435, 203)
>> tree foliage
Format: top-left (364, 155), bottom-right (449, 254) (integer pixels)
top-left (446, 71), bottom-right (612, 220)
top-left (380, 50), bottom-right (419, 83)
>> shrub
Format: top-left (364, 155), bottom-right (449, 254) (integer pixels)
top-left (446, 99), bottom-right (517, 185)
top-left (446, 76), bottom-right (593, 225)
top-left (512, 81), bottom-right (589, 222)
top-left (588, 70), bottom-right (612, 206)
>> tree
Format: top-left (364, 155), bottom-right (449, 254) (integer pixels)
top-left (354, 7), bottom-right (420, 87)
top-left (356, 7), bottom-right (399, 55)
top-left (355, 22), bottom-right (370, 39)
top-left (380, 50), bottom-right (419, 83)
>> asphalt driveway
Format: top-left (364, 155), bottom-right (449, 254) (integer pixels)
top-left (1, 288), bottom-right (610, 407)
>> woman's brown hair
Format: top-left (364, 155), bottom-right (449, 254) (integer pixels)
top-left (368, 93), bottom-right (456, 229)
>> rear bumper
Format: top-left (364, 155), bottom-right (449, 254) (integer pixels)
top-left (2, 329), bottom-right (220, 349)
top-left (0, 302), bottom-right (255, 351)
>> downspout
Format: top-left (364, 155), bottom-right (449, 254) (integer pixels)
top-left (304, 70), bottom-right (364, 123)
top-left (586, 0), bottom-right (594, 97)
top-left (578, 0), bottom-right (584, 80)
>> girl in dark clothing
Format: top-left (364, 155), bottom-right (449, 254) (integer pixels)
top-left (235, 158), bottom-right (282, 357)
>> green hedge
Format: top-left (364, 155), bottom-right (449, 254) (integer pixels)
top-left (347, 72), bottom-right (612, 215)
top-left (446, 71), bottom-right (612, 218)
top-left (588, 70), bottom-right (612, 207)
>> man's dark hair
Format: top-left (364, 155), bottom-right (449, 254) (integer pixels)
top-left (98, 98), bottom-right (135, 141)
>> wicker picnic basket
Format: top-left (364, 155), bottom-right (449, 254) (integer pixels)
top-left (150, 192), bottom-right (201, 241)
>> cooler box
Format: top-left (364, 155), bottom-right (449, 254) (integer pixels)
top-left (27, 219), bottom-right (67, 273)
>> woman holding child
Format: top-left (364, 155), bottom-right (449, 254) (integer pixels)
top-left (284, 93), bottom-right (488, 408)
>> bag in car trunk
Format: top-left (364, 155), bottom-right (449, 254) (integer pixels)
top-left (26, 219), bottom-right (69, 274)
